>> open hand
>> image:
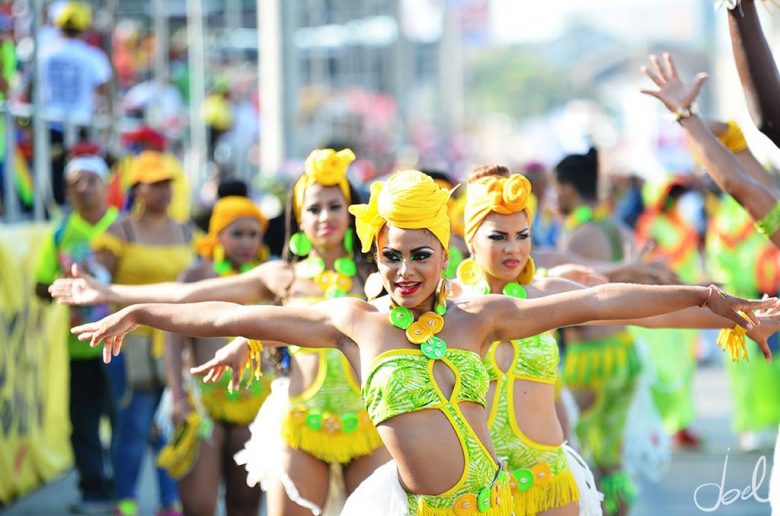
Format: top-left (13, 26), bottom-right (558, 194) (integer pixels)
top-left (749, 305), bottom-right (780, 361)
top-left (49, 264), bottom-right (112, 305)
top-left (640, 52), bottom-right (708, 114)
top-left (703, 286), bottom-right (778, 336)
top-left (72, 306), bottom-right (140, 363)
top-left (190, 337), bottom-right (250, 391)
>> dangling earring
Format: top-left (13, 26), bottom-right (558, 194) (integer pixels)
top-left (517, 256), bottom-right (536, 285)
top-left (456, 258), bottom-right (490, 295)
top-left (212, 244), bottom-right (233, 275)
top-left (334, 227), bottom-right (358, 277)
top-left (435, 277), bottom-right (448, 315)
top-left (289, 232), bottom-right (313, 256)
top-left (343, 228), bottom-right (354, 254)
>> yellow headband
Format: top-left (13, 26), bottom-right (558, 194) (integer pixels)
top-left (196, 196), bottom-right (268, 259)
top-left (464, 174), bottom-right (533, 243)
top-left (293, 148), bottom-right (355, 221)
top-left (348, 170), bottom-right (452, 253)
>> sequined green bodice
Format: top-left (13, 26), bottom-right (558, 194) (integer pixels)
top-left (362, 348), bottom-right (489, 426)
top-left (486, 332), bottom-right (559, 385)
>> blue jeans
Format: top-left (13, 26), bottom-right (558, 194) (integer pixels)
top-left (105, 353), bottom-right (179, 506)
top-left (69, 358), bottom-right (114, 501)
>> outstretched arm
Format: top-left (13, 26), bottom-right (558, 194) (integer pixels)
top-left (487, 283), bottom-right (774, 352)
top-left (641, 52), bottom-right (780, 247)
top-left (49, 261), bottom-right (281, 305)
top-left (727, 0), bottom-right (780, 145)
top-left (72, 299), bottom-right (352, 363)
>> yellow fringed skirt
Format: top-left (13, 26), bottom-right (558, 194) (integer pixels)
top-left (283, 347), bottom-right (383, 464)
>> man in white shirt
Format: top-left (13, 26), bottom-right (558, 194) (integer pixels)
top-left (39, 1), bottom-right (111, 206)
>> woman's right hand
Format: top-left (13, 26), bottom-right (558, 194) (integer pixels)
top-left (49, 264), bottom-right (112, 305)
top-left (72, 305), bottom-right (141, 363)
top-left (190, 337), bottom-right (250, 391)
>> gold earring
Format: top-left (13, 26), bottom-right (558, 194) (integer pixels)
top-left (517, 257), bottom-right (536, 285)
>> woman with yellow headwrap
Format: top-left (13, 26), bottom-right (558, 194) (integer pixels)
top-left (457, 165), bottom-right (780, 516)
top-left (69, 168), bottom-right (778, 516)
top-left (160, 196), bottom-right (270, 516)
top-left (51, 148), bottom-right (388, 515)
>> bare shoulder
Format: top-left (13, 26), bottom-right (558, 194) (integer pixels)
top-left (180, 262), bottom-right (215, 283)
top-left (248, 259), bottom-right (293, 295)
top-left (566, 224), bottom-right (612, 261)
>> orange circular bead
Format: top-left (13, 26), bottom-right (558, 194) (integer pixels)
top-left (406, 321), bottom-right (434, 344)
top-left (531, 463), bottom-right (552, 487)
top-left (322, 413), bottom-right (342, 434)
top-left (290, 405), bottom-right (307, 425)
top-left (453, 493), bottom-right (478, 516)
top-left (418, 312), bottom-right (444, 333)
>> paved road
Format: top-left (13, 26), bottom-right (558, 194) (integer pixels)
top-left (3, 363), bottom-right (774, 515)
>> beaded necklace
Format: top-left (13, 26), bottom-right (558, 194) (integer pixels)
top-left (387, 281), bottom-right (449, 360)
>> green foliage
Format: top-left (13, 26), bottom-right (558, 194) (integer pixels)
top-left (465, 46), bottom-right (576, 120)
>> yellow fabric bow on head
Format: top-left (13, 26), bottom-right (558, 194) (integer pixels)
top-left (293, 148), bottom-right (355, 221)
top-left (349, 170), bottom-right (452, 253)
top-left (196, 196), bottom-right (268, 259)
top-left (464, 174), bottom-right (533, 243)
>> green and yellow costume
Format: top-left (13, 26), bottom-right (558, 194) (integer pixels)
top-left (283, 297), bottom-right (383, 464)
top-left (363, 348), bottom-right (513, 516)
top-left (561, 208), bottom-right (640, 513)
top-left (486, 334), bottom-right (579, 515)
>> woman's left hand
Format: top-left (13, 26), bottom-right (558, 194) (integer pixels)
top-left (640, 52), bottom-right (708, 114)
top-left (703, 286), bottom-right (778, 334)
top-left (72, 306), bottom-right (140, 363)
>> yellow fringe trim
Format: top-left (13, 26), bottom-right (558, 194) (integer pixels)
top-left (512, 468), bottom-right (580, 516)
top-left (244, 339), bottom-right (264, 382)
top-left (717, 324), bottom-right (749, 362)
top-left (281, 416), bottom-right (383, 464)
top-left (415, 479), bottom-right (514, 515)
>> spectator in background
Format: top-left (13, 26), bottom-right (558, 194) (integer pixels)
top-left (0, 12), bottom-right (18, 213)
top-left (202, 79), bottom-right (234, 161)
top-left (34, 155), bottom-right (118, 514)
top-left (91, 152), bottom-right (192, 516)
top-left (39, 1), bottom-right (112, 206)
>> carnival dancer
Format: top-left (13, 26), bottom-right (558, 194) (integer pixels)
top-left (91, 151), bottom-right (192, 516)
top-left (553, 148), bottom-right (643, 515)
top-left (70, 170), bottom-right (775, 516)
top-left (455, 165), bottom-right (779, 516)
top-left (159, 196), bottom-right (270, 516)
top-left (52, 148), bottom-right (389, 516)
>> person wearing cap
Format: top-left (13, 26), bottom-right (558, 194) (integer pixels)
top-left (108, 127), bottom-right (190, 223)
top-left (39, 1), bottom-right (112, 206)
top-left (91, 150), bottom-right (192, 516)
top-left (34, 155), bottom-right (118, 514)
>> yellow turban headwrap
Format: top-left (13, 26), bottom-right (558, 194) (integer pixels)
top-left (464, 174), bottom-right (533, 243)
top-left (348, 170), bottom-right (452, 254)
top-left (292, 148), bottom-right (355, 221)
top-left (196, 196), bottom-right (268, 259)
